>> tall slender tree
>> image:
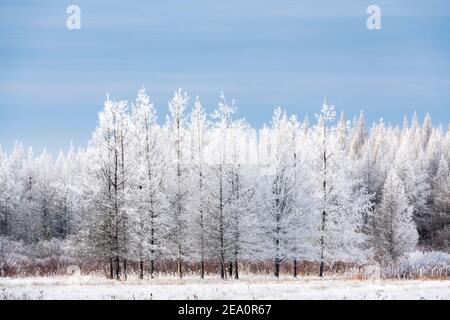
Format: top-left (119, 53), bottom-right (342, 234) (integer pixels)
top-left (166, 88), bottom-right (190, 278)
top-left (129, 88), bottom-right (167, 279)
top-left (188, 97), bottom-right (209, 278)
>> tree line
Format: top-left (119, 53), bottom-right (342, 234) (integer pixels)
top-left (0, 88), bottom-right (449, 279)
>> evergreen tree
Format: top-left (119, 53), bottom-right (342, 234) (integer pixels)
top-left (372, 170), bottom-right (418, 262)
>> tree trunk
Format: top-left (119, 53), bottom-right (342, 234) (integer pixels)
top-left (139, 260), bottom-right (144, 280)
top-left (319, 211), bottom-right (325, 278)
top-left (274, 259), bottom-right (280, 278)
top-left (115, 256), bottom-right (120, 280)
top-left (109, 258), bottom-right (114, 279)
top-left (293, 259), bottom-right (298, 278)
top-left (177, 258), bottom-right (182, 279)
top-left (200, 260), bottom-right (205, 279)
top-left (218, 161), bottom-right (226, 280)
top-left (319, 120), bottom-right (327, 278)
top-left (229, 261), bottom-right (233, 277)
top-left (123, 259), bottom-right (127, 280)
top-left (234, 260), bottom-right (239, 279)
top-left (319, 260), bottom-right (324, 277)
top-left (150, 259), bottom-right (155, 279)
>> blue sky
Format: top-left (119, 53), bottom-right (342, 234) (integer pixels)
top-left (1, 0), bottom-right (450, 154)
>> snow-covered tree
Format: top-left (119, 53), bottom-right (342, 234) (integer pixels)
top-left (79, 96), bottom-right (132, 279)
top-left (372, 170), bottom-right (418, 262)
top-left (349, 111), bottom-right (366, 159)
top-left (259, 108), bottom-right (299, 277)
top-left (1, 88), bottom-right (449, 279)
top-left (188, 97), bottom-right (209, 278)
top-left (309, 101), bottom-right (372, 277)
top-left (394, 137), bottom-right (431, 240)
top-left (129, 88), bottom-right (167, 279)
top-left (0, 150), bottom-right (16, 237)
top-left (431, 155), bottom-right (450, 247)
top-left (165, 88), bottom-right (191, 278)
top-left (227, 119), bottom-right (256, 279)
top-left (207, 92), bottom-right (236, 279)
top-left (52, 145), bottom-right (79, 239)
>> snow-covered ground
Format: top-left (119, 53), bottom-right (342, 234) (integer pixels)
top-left (0, 275), bottom-right (449, 300)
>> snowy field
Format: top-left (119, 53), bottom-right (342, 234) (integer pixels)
top-left (0, 275), bottom-right (449, 300)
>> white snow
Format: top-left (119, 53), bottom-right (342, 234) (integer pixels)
top-left (0, 275), bottom-right (449, 300)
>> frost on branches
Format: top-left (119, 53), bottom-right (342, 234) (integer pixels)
top-left (0, 88), bottom-right (449, 279)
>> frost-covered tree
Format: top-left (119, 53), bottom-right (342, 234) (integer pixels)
top-left (309, 101), bottom-right (371, 277)
top-left (259, 108), bottom-right (299, 277)
top-left (353, 120), bottom-right (388, 202)
top-left (394, 137), bottom-right (431, 240)
top-left (16, 147), bottom-right (40, 243)
top-left (165, 88), bottom-right (190, 278)
top-left (33, 150), bottom-right (57, 241)
top-left (79, 96), bottom-right (132, 279)
top-left (0, 150), bottom-right (16, 237)
top-left (188, 97), bottom-right (209, 278)
top-left (227, 119), bottom-right (256, 279)
top-left (207, 92), bottom-right (236, 279)
top-left (129, 88), bottom-right (167, 279)
top-left (349, 111), bottom-right (366, 159)
top-left (1, 88), bottom-right (449, 279)
top-left (421, 113), bottom-right (433, 150)
top-left (52, 145), bottom-right (79, 239)
top-left (431, 155), bottom-right (450, 247)
top-left (372, 170), bottom-right (418, 262)
top-left (289, 115), bottom-right (317, 277)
